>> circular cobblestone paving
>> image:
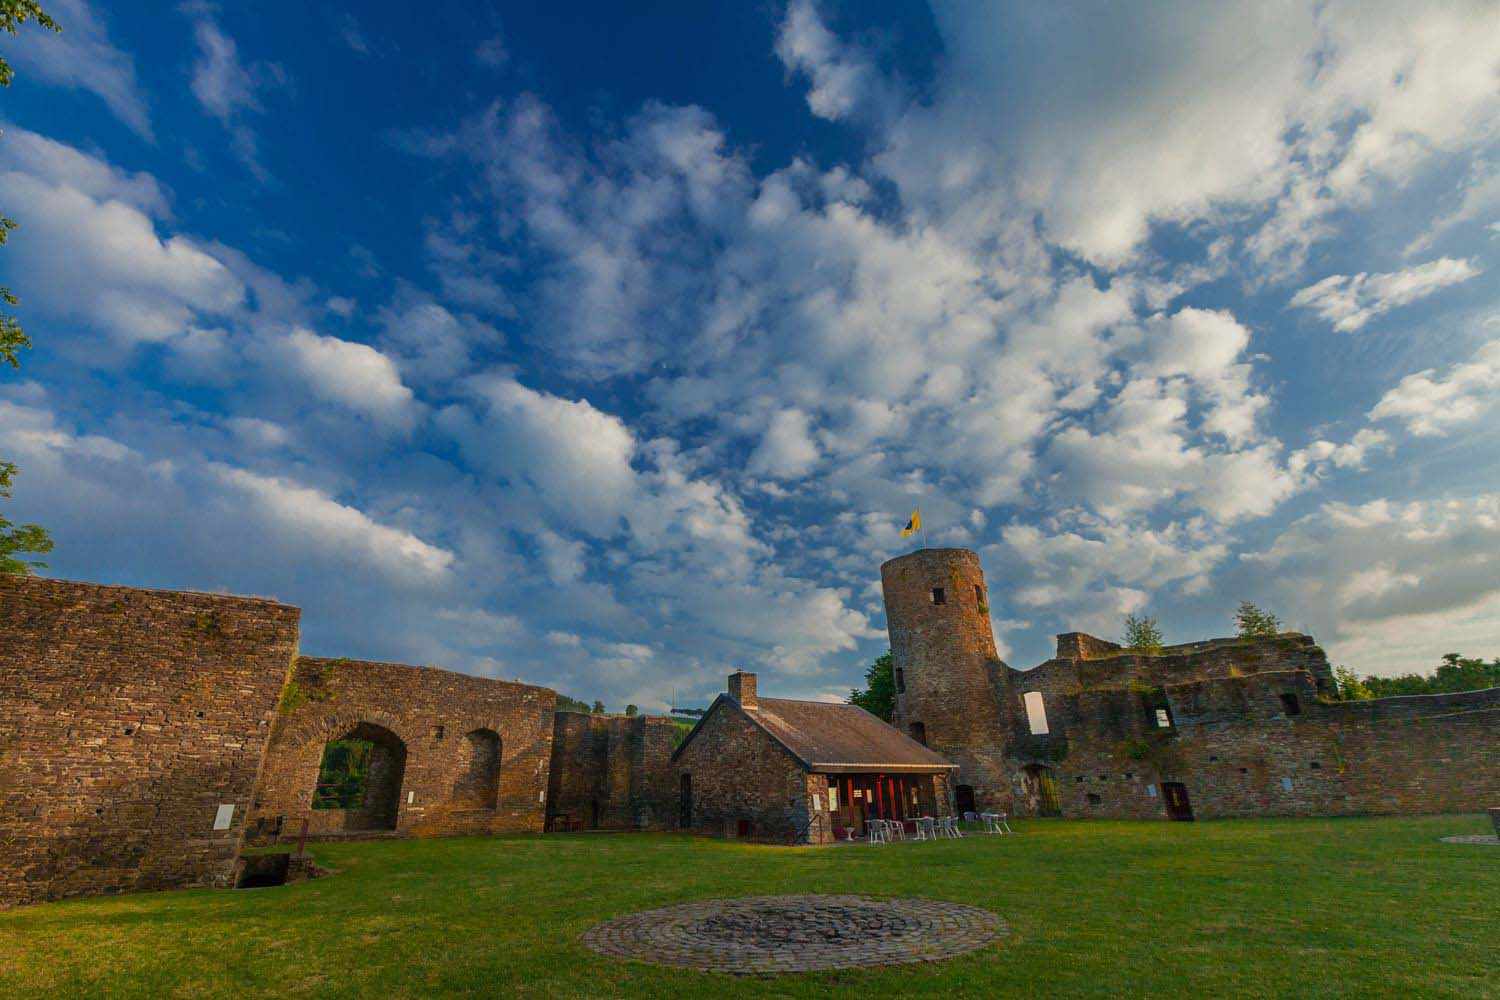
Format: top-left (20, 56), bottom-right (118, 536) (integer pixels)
top-left (580, 895), bottom-right (1007, 975)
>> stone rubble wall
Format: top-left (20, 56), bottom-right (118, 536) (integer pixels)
top-left (249, 657), bottom-right (555, 841)
top-left (0, 576), bottom-right (300, 908)
top-left (544, 711), bottom-right (679, 831)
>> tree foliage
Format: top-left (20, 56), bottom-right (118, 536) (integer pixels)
top-left (0, 1), bottom-right (57, 574)
top-left (310, 739), bottom-right (372, 810)
top-left (1122, 614), bottom-right (1163, 653)
top-left (1332, 665), bottom-right (1372, 701)
top-left (1, 461), bottom-right (52, 574)
top-left (555, 693), bottom-right (594, 714)
top-left (0, 1), bottom-right (58, 87)
top-left (848, 650), bottom-right (896, 721)
top-left (1342, 653), bottom-right (1500, 699)
top-left (591, 700), bottom-right (606, 715)
top-left (1235, 601), bottom-right (1283, 637)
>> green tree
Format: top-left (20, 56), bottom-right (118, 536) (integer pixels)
top-left (591, 700), bottom-right (606, 715)
top-left (0, 1), bottom-right (58, 575)
top-left (1360, 653), bottom-right (1500, 698)
top-left (848, 650), bottom-right (896, 721)
top-left (1122, 614), bottom-right (1163, 653)
top-left (555, 693), bottom-right (594, 714)
top-left (1, 462), bottom-right (51, 574)
top-left (1332, 665), bottom-right (1372, 701)
top-left (1235, 601), bottom-right (1282, 638)
top-left (0, 2), bottom-right (59, 86)
top-left (624, 704), bottom-right (638, 717)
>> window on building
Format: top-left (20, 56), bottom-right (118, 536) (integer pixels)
top-left (1023, 691), bottom-right (1050, 735)
top-left (1086, 793), bottom-right (1102, 805)
top-left (895, 667), bottom-right (905, 693)
top-left (433, 725), bottom-right (445, 740)
top-left (974, 584), bottom-right (985, 604)
top-left (1309, 761), bottom-right (1321, 770)
top-left (1280, 693), bottom-right (1301, 716)
top-left (1154, 707), bottom-right (1173, 729)
top-left (931, 587), bottom-right (946, 605)
top-left (909, 721), bottom-right (927, 745)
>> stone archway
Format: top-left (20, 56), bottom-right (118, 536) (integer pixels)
top-left (451, 728), bottom-right (502, 808)
top-left (311, 721), bottom-right (407, 831)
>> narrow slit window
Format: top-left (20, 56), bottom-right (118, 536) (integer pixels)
top-left (909, 721), bottom-right (927, 745)
top-left (895, 667), bottom-right (905, 693)
top-left (931, 587), bottom-right (946, 605)
top-left (1023, 691), bottom-right (1049, 735)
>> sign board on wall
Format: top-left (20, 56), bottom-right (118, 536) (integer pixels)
top-left (212, 804), bottom-right (235, 831)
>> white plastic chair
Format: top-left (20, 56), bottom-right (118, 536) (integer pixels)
top-left (867, 818), bottom-right (889, 843)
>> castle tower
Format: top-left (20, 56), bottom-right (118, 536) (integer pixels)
top-left (881, 548), bottom-right (1014, 811)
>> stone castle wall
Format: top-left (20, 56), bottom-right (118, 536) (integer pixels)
top-left (0, 577), bottom-right (300, 907)
top-left (249, 657), bottom-right (555, 841)
top-left (1005, 635), bottom-right (1498, 820)
top-left (545, 711), bottom-right (679, 832)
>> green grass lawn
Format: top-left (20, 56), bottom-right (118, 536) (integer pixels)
top-left (3, 815), bottom-right (1496, 998)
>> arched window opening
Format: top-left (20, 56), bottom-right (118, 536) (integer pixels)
top-left (954, 783), bottom-right (976, 815)
top-left (311, 721), bottom-right (406, 831)
top-left (452, 728), bottom-right (501, 809)
top-left (909, 721), bottom-right (927, 745)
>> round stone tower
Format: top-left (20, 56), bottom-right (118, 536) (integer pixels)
top-left (881, 548), bottom-right (1013, 812)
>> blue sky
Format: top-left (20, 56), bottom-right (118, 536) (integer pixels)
top-left (2, 1), bottom-right (1497, 709)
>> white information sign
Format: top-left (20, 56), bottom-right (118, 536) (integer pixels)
top-left (213, 804), bottom-right (235, 831)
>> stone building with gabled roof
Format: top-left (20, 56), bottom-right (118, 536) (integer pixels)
top-left (671, 671), bottom-right (958, 844)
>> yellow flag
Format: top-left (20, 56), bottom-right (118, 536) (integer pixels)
top-left (900, 509), bottom-right (921, 538)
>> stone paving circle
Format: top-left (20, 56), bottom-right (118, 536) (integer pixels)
top-left (580, 894), bottom-right (1007, 975)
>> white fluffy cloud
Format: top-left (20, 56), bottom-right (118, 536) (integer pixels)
top-left (1369, 339), bottom-right (1500, 436)
top-left (0, 164), bottom-right (242, 342)
top-left (1246, 494), bottom-right (1500, 673)
top-left (1291, 258), bottom-right (1481, 332)
top-left (269, 329), bottom-right (419, 428)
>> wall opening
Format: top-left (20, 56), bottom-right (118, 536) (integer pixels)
top-left (954, 784), bottom-right (976, 814)
top-left (894, 667), bottom-right (905, 693)
top-left (679, 773), bottom-right (692, 828)
top-left (931, 587), bottom-right (946, 605)
top-left (1280, 693), bottom-right (1302, 716)
top-left (310, 721), bottom-right (406, 831)
top-left (909, 721), bottom-right (927, 745)
top-left (451, 728), bottom-right (501, 809)
top-left (1086, 792), bottom-right (1102, 805)
top-left (1023, 764), bottom-right (1061, 817)
top-left (1022, 691), bottom-right (1050, 735)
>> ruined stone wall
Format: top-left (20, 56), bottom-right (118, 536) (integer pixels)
top-left (882, 549), bottom-right (1014, 813)
top-left (0, 577), bottom-right (300, 907)
top-left (673, 704), bottom-right (813, 842)
top-left (249, 657), bottom-right (555, 841)
top-left (1026, 668), bottom-right (1500, 820)
top-left (544, 712), bottom-right (678, 831)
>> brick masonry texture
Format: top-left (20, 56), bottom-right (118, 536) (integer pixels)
top-left (0, 576), bottom-right (300, 907)
top-left (250, 657), bottom-right (555, 841)
top-left (883, 547), bottom-right (1500, 821)
top-left (674, 701), bottom-right (818, 842)
top-left (884, 549), bottom-right (1013, 810)
top-left (545, 711), bottom-right (678, 831)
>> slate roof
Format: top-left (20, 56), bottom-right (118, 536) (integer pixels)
top-left (673, 693), bottom-right (957, 773)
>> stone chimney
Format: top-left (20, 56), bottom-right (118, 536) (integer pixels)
top-left (728, 670), bottom-right (757, 710)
